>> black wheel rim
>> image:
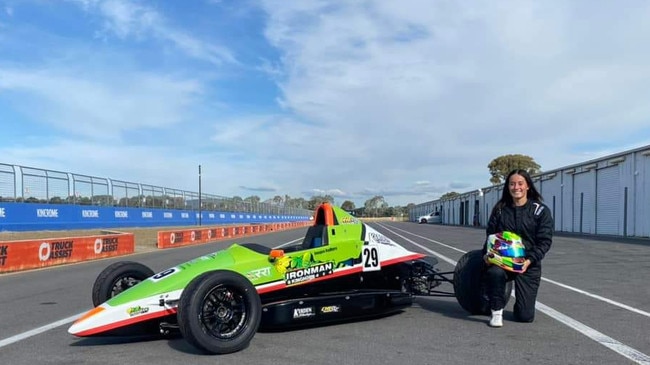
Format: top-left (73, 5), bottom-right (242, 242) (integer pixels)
top-left (110, 275), bottom-right (143, 297)
top-left (199, 285), bottom-right (247, 339)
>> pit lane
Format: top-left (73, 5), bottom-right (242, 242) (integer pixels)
top-left (0, 223), bottom-right (648, 365)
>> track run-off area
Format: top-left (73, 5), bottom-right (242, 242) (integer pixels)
top-left (1, 222), bottom-right (649, 365)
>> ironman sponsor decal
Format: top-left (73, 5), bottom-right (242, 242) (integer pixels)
top-left (285, 262), bottom-right (334, 285)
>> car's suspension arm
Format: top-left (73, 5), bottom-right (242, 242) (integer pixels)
top-left (404, 258), bottom-right (455, 297)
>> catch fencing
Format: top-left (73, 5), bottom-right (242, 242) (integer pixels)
top-left (0, 162), bottom-right (310, 216)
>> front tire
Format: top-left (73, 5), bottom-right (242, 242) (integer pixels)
top-left (453, 250), bottom-right (512, 315)
top-left (177, 270), bottom-right (261, 354)
top-left (91, 261), bottom-right (155, 306)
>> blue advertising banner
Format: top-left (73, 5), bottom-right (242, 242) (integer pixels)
top-left (0, 203), bottom-right (310, 232)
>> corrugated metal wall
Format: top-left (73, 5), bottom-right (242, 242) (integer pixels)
top-left (410, 145), bottom-right (650, 238)
top-left (539, 173), bottom-right (562, 231)
top-left (596, 166), bottom-right (621, 235)
top-left (634, 152), bottom-right (650, 237)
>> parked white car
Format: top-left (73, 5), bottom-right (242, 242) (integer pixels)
top-left (417, 211), bottom-right (441, 224)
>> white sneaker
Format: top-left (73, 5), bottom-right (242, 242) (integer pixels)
top-left (489, 309), bottom-right (503, 328)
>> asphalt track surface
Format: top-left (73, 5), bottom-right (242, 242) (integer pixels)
top-left (1, 222), bottom-right (649, 365)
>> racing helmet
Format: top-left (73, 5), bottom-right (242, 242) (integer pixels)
top-left (486, 231), bottom-right (526, 273)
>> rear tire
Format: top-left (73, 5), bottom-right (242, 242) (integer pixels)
top-left (453, 250), bottom-right (512, 315)
top-left (92, 261), bottom-right (154, 307)
top-left (177, 270), bottom-right (261, 354)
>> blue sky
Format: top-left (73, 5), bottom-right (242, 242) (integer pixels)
top-left (1, 0), bottom-right (650, 207)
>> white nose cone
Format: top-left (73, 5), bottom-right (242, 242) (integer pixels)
top-left (68, 305), bottom-right (110, 337)
top-left (68, 295), bottom-right (179, 337)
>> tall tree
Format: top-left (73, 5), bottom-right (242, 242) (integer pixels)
top-left (244, 195), bottom-right (260, 204)
top-left (272, 195), bottom-right (284, 205)
top-left (392, 205), bottom-right (409, 218)
top-left (488, 154), bottom-right (541, 184)
top-left (307, 195), bottom-right (334, 210)
top-left (243, 195), bottom-right (260, 212)
top-left (286, 196), bottom-right (306, 209)
top-left (341, 200), bottom-right (356, 211)
top-left (364, 195), bottom-right (387, 217)
top-left (231, 196), bottom-right (244, 212)
top-left (440, 191), bottom-right (460, 200)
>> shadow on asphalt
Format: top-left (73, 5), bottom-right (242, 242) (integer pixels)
top-left (415, 296), bottom-right (492, 322)
top-left (414, 296), bottom-right (523, 325)
top-left (69, 331), bottom-right (209, 355)
top-left (69, 333), bottom-right (164, 347)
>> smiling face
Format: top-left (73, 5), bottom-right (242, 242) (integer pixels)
top-left (508, 173), bottom-right (529, 206)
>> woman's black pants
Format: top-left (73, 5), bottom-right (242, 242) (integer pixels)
top-left (484, 264), bottom-right (542, 322)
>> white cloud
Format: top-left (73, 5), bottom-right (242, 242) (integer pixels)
top-left (75, 0), bottom-right (236, 65)
top-left (253, 0), bottom-right (650, 204)
top-left (3, 1), bottom-right (650, 207)
top-left (98, 0), bottom-right (159, 39)
top-left (0, 67), bottom-right (202, 139)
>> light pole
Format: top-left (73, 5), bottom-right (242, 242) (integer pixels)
top-left (198, 164), bottom-right (202, 226)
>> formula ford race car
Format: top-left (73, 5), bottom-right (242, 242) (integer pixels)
top-left (68, 203), bottom-right (511, 354)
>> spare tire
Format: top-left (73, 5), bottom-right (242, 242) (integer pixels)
top-left (453, 250), bottom-right (512, 315)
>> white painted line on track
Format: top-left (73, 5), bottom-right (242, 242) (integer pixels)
top-left (274, 237), bottom-right (303, 248)
top-left (541, 277), bottom-right (650, 318)
top-left (0, 314), bottom-right (82, 349)
top-left (375, 223), bottom-right (650, 365)
top-left (0, 237), bottom-right (304, 350)
top-left (535, 303), bottom-right (650, 365)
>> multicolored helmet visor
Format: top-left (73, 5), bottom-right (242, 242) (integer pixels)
top-left (486, 231), bottom-right (526, 272)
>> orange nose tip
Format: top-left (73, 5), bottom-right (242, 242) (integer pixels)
top-left (74, 306), bottom-right (105, 324)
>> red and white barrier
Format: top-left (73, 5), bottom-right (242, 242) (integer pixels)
top-left (0, 232), bottom-right (135, 274)
top-left (156, 222), bottom-right (311, 249)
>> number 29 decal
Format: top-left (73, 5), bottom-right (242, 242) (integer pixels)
top-left (362, 244), bottom-right (381, 272)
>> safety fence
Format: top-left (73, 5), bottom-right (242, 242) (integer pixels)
top-left (156, 221), bottom-right (312, 249)
top-left (0, 162), bottom-right (311, 217)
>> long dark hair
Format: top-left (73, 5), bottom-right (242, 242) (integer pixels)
top-left (492, 169), bottom-right (543, 215)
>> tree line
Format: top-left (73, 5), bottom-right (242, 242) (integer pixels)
top-left (235, 194), bottom-right (413, 218)
top-left (243, 153), bottom-right (541, 216)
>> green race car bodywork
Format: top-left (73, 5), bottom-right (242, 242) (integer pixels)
top-left (69, 203), bottom-right (426, 339)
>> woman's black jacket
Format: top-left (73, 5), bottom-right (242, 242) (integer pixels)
top-left (483, 199), bottom-right (554, 266)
